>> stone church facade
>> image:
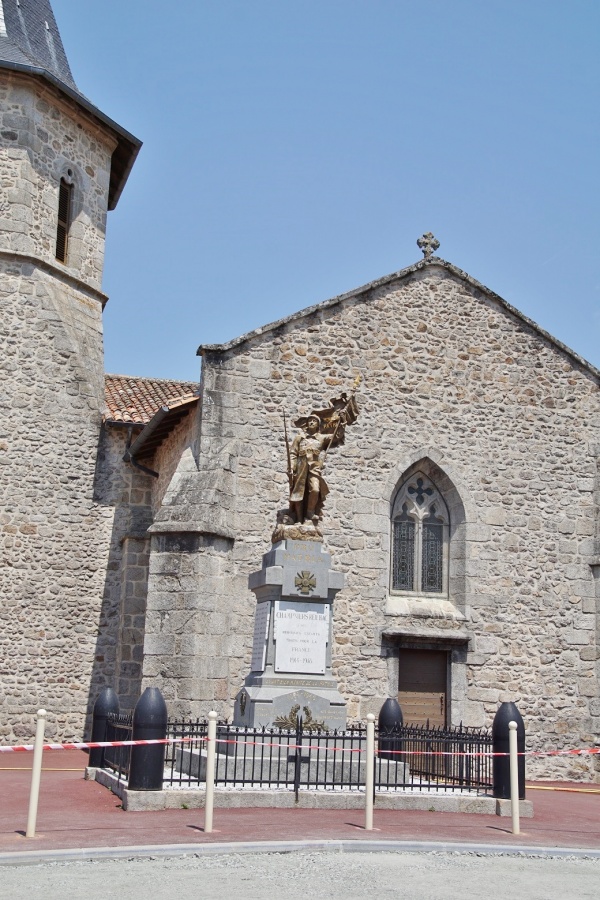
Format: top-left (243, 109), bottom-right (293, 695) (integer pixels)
top-left (141, 256), bottom-right (600, 781)
top-left (1, 3), bottom-right (598, 781)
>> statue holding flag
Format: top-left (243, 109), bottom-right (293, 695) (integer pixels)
top-left (240, 377), bottom-right (360, 728)
top-left (275, 377), bottom-right (361, 540)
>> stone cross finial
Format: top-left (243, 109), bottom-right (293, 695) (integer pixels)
top-left (417, 232), bottom-right (440, 260)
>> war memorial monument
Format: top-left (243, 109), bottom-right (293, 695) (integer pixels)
top-left (233, 380), bottom-right (361, 730)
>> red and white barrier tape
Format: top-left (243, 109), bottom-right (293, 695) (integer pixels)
top-left (0, 736), bottom-right (599, 757)
top-left (0, 736), bottom-right (206, 753)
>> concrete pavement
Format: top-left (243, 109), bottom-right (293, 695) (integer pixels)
top-left (1, 750), bottom-right (599, 864)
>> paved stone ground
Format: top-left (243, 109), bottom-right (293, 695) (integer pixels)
top-left (1, 751), bottom-right (599, 859)
top-left (2, 850), bottom-right (600, 899)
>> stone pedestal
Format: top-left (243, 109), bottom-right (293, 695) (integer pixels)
top-left (233, 540), bottom-right (347, 730)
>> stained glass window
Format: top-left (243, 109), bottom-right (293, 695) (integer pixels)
top-left (392, 506), bottom-right (415, 591)
top-left (390, 474), bottom-right (449, 596)
top-left (422, 509), bottom-right (443, 593)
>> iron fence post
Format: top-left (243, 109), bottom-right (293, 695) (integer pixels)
top-left (294, 714), bottom-right (303, 801)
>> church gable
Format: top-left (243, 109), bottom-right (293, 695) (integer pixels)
top-left (192, 257), bottom-right (600, 560)
top-left (199, 256), bottom-right (600, 387)
top-left (198, 260), bottom-right (599, 479)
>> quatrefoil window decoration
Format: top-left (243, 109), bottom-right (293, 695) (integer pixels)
top-left (408, 477), bottom-right (433, 506)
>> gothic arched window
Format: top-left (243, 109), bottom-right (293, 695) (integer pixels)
top-left (391, 473), bottom-right (449, 596)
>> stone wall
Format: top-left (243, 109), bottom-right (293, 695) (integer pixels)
top-left (0, 70), bottom-right (117, 743)
top-left (141, 405), bottom-right (249, 711)
top-left (93, 425), bottom-right (153, 714)
top-left (151, 404), bottom-right (200, 517)
top-left (0, 72), bottom-right (115, 286)
top-left (0, 261), bottom-right (108, 741)
top-left (142, 531), bottom-right (239, 715)
top-left (147, 261), bottom-right (599, 780)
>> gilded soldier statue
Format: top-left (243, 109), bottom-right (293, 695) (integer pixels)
top-left (289, 412), bottom-right (331, 525)
top-left (276, 378), bottom-right (360, 539)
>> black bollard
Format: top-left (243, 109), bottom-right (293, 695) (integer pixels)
top-left (378, 698), bottom-right (404, 761)
top-left (89, 687), bottom-right (120, 768)
top-left (128, 687), bottom-right (168, 791)
top-left (492, 701), bottom-right (525, 799)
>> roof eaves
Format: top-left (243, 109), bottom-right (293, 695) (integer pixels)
top-left (127, 396), bottom-right (199, 461)
top-left (196, 258), bottom-right (429, 356)
top-left (0, 60), bottom-right (141, 209)
top-left (103, 417), bottom-right (144, 428)
top-left (197, 257), bottom-right (600, 382)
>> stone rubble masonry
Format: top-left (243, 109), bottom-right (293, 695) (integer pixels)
top-left (0, 69), bottom-right (118, 744)
top-left (93, 426), bottom-right (153, 715)
top-left (0, 73), bottom-right (116, 287)
top-left (150, 404), bottom-right (200, 520)
top-left (141, 404), bottom-right (237, 711)
top-left (142, 262), bottom-right (600, 781)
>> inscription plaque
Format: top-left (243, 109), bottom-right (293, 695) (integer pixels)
top-left (274, 600), bottom-right (329, 675)
top-left (250, 601), bottom-right (271, 672)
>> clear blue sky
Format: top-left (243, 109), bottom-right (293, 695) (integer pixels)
top-left (52, 0), bottom-right (600, 382)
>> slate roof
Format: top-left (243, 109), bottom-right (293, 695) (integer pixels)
top-left (0, 0), bottom-right (77, 90)
top-left (104, 374), bottom-right (200, 426)
top-left (0, 0), bottom-right (141, 209)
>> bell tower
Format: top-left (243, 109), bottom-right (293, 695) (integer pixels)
top-left (0, 0), bottom-right (140, 740)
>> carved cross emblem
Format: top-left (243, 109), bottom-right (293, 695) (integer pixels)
top-left (417, 232), bottom-right (440, 259)
top-left (295, 571), bottom-right (317, 594)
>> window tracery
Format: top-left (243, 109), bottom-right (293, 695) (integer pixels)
top-left (391, 473), bottom-right (449, 596)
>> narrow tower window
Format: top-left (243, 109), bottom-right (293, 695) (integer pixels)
top-left (55, 176), bottom-right (73, 263)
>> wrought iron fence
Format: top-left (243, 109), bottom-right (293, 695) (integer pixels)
top-left (104, 712), bottom-right (133, 781)
top-left (378, 723), bottom-right (492, 792)
top-left (162, 718), bottom-right (492, 795)
top-left (164, 718), bottom-right (209, 786)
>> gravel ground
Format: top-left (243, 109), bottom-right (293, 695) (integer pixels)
top-left (2, 850), bottom-right (600, 899)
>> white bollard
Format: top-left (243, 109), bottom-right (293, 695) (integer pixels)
top-left (365, 713), bottom-right (375, 831)
top-left (508, 720), bottom-right (520, 835)
top-left (26, 709), bottom-right (47, 839)
top-left (204, 711), bottom-right (218, 833)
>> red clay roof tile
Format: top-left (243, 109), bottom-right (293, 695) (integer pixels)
top-left (104, 374), bottom-right (200, 425)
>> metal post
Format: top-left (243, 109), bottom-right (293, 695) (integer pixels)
top-left (89, 687), bottom-right (120, 768)
top-left (365, 713), bottom-right (375, 831)
top-left (492, 701), bottom-right (525, 799)
top-left (26, 709), bottom-right (46, 838)
top-left (204, 711), bottom-right (217, 833)
top-left (509, 721), bottom-right (520, 835)
top-left (128, 687), bottom-right (168, 791)
top-left (293, 713), bottom-right (302, 802)
top-left (377, 698), bottom-right (403, 761)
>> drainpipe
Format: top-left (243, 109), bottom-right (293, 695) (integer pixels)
top-left (123, 425), bottom-right (159, 478)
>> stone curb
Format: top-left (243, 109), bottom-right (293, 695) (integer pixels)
top-left (92, 768), bottom-right (535, 816)
top-left (1, 840), bottom-right (600, 867)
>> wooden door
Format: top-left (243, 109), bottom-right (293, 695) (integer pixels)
top-left (398, 649), bottom-right (447, 726)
